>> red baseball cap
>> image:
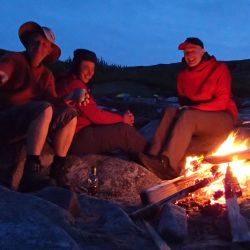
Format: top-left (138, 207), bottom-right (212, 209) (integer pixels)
top-left (178, 37), bottom-right (204, 50)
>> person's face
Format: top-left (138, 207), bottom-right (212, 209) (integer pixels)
top-left (78, 61), bottom-right (95, 84)
top-left (27, 33), bottom-right (52, 65)
top-left (183, 44), bottom-right (205, 67)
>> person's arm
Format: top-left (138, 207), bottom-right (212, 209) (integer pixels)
top-left (0, 54), bottom-right (15, 87)
top-left (0, 56), bottom-right (35, 105)
top-left (78, 96), bottom-right (123, 124)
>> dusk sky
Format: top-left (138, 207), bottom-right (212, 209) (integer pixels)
top-left (1, 0), bottom-right (250, 66)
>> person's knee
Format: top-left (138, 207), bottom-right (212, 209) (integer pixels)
top-left (179, 109), bottom-right (197, 123)
top-left (68, 116), bottom-right (77, 128)
top-left (164, 106), bottom-right (178, 116)
top-left (43, 106), bottom-right (53, 121)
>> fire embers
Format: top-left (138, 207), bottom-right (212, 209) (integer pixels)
top-left (183, 130), bottom-right (250, 205)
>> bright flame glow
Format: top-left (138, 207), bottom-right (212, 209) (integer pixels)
top-left (184, 131), bottom-right (250, 204)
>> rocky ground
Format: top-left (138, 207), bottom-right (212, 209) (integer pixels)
top-left (0, 91), bottom-right (250, 249)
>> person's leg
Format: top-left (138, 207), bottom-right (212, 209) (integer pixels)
top-left (49, 106), bottom-right (78, 186)
top-left (0, 101), bottom-right (52, 145)
top-left (8, 101), bottom-right (55, 192)
top-left (149, 107), bottom-right (178, 156)
top-left (162, 110), bottom-right (234, 174)
top-left (26, 106), bottom-right (53, 155)
top-left (139, 109), bottom-right (234, 179)
top-left (52, 117), bottom-right (77, 157)
top-left (69, 123), bottom-right (146, 155)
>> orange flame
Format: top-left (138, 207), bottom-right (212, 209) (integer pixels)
top-left (184, 131), bottom-right (250, 204)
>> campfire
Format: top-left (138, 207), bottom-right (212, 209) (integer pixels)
top-left (134, 131), bottom-right (250, 243)
top-left (183, 131), bottom-right (250, 205)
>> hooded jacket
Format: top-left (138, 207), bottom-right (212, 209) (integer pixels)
top-left (56, 74), bottom-right (123, 133)
top-left (177, 54), bottom-right (238, 122)
top-left (0, 51), bottom-right (58, 108)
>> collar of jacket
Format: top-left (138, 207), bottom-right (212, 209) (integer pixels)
top-left (181, 52), bottom-right (216, 70)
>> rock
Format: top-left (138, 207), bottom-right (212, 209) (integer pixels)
top-left (35, 187), bottom-right (81, 218)
top-left (77, 195), bottom-right (157, 250)
top-left (0, 185), bottom-right (157, 250)
top-left (0, 186), bottom-right (79, 250)
top-left (0, 141), bottom-right (54, 190)
top-left (157, 202), bottom-right (188, 241)
top-left (63, 154), bottom-right (161, 206)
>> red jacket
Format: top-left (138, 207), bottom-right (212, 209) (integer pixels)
top-left (56, 74), bottom-right (123, 133)
top-left (0, 51), bottom-right (58, 108)
top-left (177, 56), bottom-right (238, 122)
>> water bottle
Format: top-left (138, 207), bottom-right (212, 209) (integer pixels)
top-left (87, 165), bottom-right (99, 196)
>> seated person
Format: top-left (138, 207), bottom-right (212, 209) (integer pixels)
top-left (0, 21), bottom-right (86, 191)
top-left (56, 49), bottom-right (146, 157)
top-left (139, 37), bottom-right (238, 179)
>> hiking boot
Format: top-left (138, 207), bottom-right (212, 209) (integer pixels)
top-left (20, 160), bottom-right (56, 192)
top-left (50, 161), bottom-right (69, 188)
top-left (138, 153), bottom-right (177, 180)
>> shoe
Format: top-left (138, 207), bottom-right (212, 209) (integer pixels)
top-left (138, 153), bottom-right (177, 180)
top-left (50, 161), bottom-right (69, 187)
top-left (20, 160), bottom-right (56, 192)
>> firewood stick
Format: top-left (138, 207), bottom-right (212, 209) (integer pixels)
top-left (224, 166), bottom-right (250, 242)
top-left (225, 196), bottom-right (250, 242)
top-left (204, 149), bottom-right (250, 164)
top-left (131, 176), bottom-right (219, 220)
top-left (140, 172), bottom-right (202, 205)
top-left (140, 219), bottom-right (171, 250)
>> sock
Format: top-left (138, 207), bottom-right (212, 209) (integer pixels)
top-left (52, 155), bottom-right (66, 166)
top-left (26, 155), bottom-right (40, 164)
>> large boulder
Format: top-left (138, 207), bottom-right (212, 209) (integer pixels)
top-left (0, 141), bottom-right (162, 206)
top-left (0, 186), bottom-right (157, 250)
top-left (64, 154), bottom-right (161, 206)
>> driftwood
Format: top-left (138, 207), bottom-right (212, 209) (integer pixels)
top-left (134, 219), bottom-right (171, 250)
top-left (224, 166), bottom-right (250, 242)
top-left (131, 175), bottom-right (221, 220)
top-left (204, 149), bottom-right (250, 164)
top-left (140, 173), bottom-right (201, 205)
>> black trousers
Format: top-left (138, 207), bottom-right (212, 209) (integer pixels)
top-left (0, 101), bottom-right (77, 145)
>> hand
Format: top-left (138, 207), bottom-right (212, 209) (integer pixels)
top-left (0, 70), bottom-right (9, 86)
top-left (63, 88), bottom-right (90, 107)
top-left (123, 110), bottom-right (134, 126)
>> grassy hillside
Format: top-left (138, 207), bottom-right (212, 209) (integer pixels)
top-left (1, 49), bottom-right (250, 97)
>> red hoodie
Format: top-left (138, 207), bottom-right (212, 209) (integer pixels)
top-left (56, 74), bottom-right (123, 133)
top-left (0, 51), bottom-right (58, 108)
top-left (177, 56), bottom-right (238, 122)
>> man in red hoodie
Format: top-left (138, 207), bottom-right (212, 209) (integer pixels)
top-left (139, 37), bottom-right (238, 179)
top-left (56, 49), bottom-right (146, 156)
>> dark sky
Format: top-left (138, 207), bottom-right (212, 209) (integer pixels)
top-left (1, 0), bottom-right (250, 66)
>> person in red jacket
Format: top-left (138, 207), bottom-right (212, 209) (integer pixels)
top-left (56, 49), bottom-right (146, 156)
top-left (139, 37), bottom-right (238, 179)
top-left (0, 21), bottom-right (85, 191)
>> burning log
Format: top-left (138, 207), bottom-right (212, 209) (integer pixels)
top-left (140, 173), bottom-right (201, 205)
top-left (131, 174), bottom-right (221, 220)
top-left (204, 149), bottom-right (250, 164)
top-left (224, 165), bottom-right (250, 242)
top-left (140, 163), bottom-right (220, 205)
